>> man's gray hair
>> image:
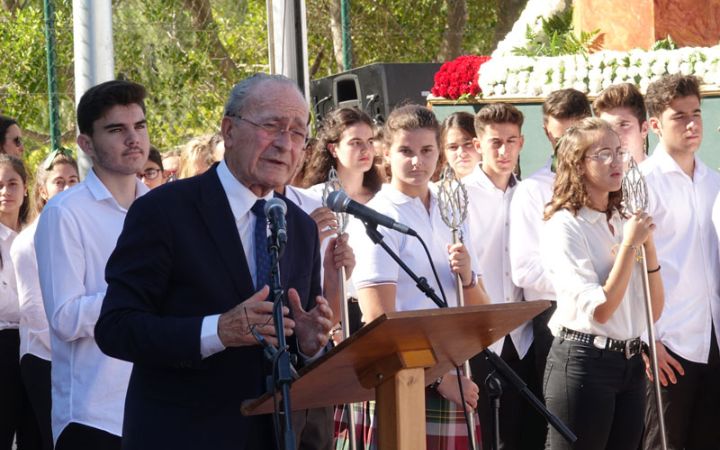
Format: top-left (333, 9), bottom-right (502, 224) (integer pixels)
top-left (223, 74), bottom-right (302, 117)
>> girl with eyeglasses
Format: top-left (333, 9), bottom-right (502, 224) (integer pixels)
top-left (0, 116), bottom-right (24, 158)
top-left (0, 155), bottom-right (33, 449)
top-left (541, 118), bottom-right (664, 449)
top-left (138, 147), bottom-right (165, 189)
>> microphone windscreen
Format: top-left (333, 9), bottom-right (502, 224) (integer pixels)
top-left (325, 190), bottom-right (348, 213)
top-left (265, 197), bottom-right (287, 215)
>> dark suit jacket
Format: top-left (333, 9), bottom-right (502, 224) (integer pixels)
top-left (95, 165), bottom-right (322, 450)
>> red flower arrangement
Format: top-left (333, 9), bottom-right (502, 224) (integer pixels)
top-left (431, 55), bottom-right (491, 99)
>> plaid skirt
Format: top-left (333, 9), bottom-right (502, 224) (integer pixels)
top-left (334, 388), bottom-right (482, 450)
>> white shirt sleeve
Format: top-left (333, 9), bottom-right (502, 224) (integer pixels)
top-left (348, 216), bottom-right (403, 289)
top-left (509, 184), bottom-right (555, 296)
top-left (10, 230), bottom-right (51, 357)
top-left (35, 205), bottom-right (105, 342)
top-left (542, 213), bottom-right (606, 320)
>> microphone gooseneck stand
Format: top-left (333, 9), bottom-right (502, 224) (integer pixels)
top-left (363, 223), bottom-right (445, 309)
top-left (266, 232), bottom-right (296, 450)
top-left (362, 221), bottom-right (577, 449)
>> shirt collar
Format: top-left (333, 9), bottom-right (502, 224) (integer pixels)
top-left (0, 222), bottom-right (16, 241)
top-left (467, 165), bottom-right (517, 191)
top-left (577, 206), bottom-right (622, 225)
top-left (651, 143), bottom-right (707, 180)
top-left (577, 207), bottom-right (605, 224)
top-left (217, 159), bottom-right (273, 222)
top-left (84, 168), bottom-right (149, 205)
top-left (383, 183), bottom-right (437, 206)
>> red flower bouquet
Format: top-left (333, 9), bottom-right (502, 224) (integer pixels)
top-left (431, 55), bottom-right (491, 99)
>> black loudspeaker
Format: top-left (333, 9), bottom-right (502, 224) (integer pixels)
top-left (311, 62), bottom-right (442, 126)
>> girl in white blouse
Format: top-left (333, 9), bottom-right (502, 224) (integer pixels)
top-left (540, 118), bottom-right (664, 450)
top-left (348, 104), bottom-right (490, 449)
top-left (11, 153), bottom-right (79, 450)
top-left (0, 154), bottom-right (32, 450)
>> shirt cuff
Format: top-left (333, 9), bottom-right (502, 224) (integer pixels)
top-left (298, 345), bottom-right (326, 364)
top-left (200, 314), bottom-right (225, 359)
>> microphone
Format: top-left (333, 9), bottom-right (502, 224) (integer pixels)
top-left (264, 198), bottom-right (288, 248)
top-left (326, 190), bottom-right (417, 236)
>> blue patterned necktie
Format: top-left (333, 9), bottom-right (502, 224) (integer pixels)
top-left (251, 199), bottom-right (270, 290)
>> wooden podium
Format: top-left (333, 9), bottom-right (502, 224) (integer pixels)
top-left (242, 301), bottom-right (550, 449)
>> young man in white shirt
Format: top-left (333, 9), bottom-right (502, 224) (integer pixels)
top-left (508, 89), bottom-right (591, 396)
top-left (35, 80), bottom-right (150, 449)
top-left (464, 103), bottom-right (545, 449)
top-left (592, 83), bottom-right (650, 164)
top-left (640, 74), bottom-right (720, 449)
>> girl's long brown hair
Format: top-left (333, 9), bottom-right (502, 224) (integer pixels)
top-left (302, 107), bottom-right (383, 192)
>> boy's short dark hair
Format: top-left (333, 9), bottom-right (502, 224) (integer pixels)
top-left (77, 80), bottom-right (147, 136)
top-left (542, 88), bottom-right (591, 123)
top-left (592, 83), bottom-right (647, 126)
top-left (645, 74), bottom-right (701, 118)
top-left (474, 103), bottom-right (524, 135)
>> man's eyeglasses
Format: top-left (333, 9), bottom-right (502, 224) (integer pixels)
top-left (227, 114), bottom-right (308, 146)
top-left (137, 168), bottom-right (162, 180)
top-left (585, 149), bottom-right (631, 165)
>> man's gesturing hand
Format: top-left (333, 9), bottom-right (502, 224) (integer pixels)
top-left (217, 286), bottom-right (295, 347)
top-left (288, 288), bottom-right (334, 356)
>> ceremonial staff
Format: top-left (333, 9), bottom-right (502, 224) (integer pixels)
top-left (622, 157), bottom-right (668, 450)
top-left (437, 164), bottom-right (478, 449)
top-left (322, 167), bottom-right (357, 450)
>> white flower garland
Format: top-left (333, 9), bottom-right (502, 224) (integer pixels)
top-left (492, 0), bottom-right (568, 58)
top-left (479, 46), bottom-right (720, 98)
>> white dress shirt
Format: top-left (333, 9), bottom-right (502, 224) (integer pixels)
top-left (509, 158), bottom-right (556, 302)
top-left (35, 169), bottom-right (148, 441)
top-left (348, 184), bottom-right (479, 315)
top-left (542, 208), bottom-right (646, 340)
top-left (200, 160), bottom-right (273, 359)
top-left (0, 222), bottom-right (19, 330)
top-left (10, 220), bottom-right (51, 360)
top-left (642, 145), bottom-right (720, 363)
top-left (465, 167), bottom-right (532, 357)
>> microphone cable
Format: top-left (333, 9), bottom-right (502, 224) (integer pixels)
top-left (413, 232), bottom-right (476, 450)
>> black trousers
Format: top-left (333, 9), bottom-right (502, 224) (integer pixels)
top-left (543, 337), bottom-right (645, 450)
top-left (533, 301), bottom-right (557, 386)
top-left (642, 330), bottom-right (720, 450)
top-left (55, 423), bottom-right (120, 450)
top-left (470, 336), bottom-right (546, 450)
top-left (19, 355), bottom-right (52, 450)
top-left (0, 329), bottom-right (41, 450)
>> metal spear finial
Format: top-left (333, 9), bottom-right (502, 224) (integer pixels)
top-left (437, 164), bottom-right (469, 239)
top-left (322, 167), bottom-right (349, 234)
top-left (621, 157), bottom-right (649, 214)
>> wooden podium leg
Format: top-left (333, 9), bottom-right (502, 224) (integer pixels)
top-left (376, 367), bottom-right (427, 450)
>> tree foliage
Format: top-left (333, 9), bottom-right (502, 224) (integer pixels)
top-left (306, 0), bottom-right (497, 78)
top-left (0, 0), bottom-right (502, 175)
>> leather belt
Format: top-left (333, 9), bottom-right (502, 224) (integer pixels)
top-left (559, 327), bottom-right (643, 359)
